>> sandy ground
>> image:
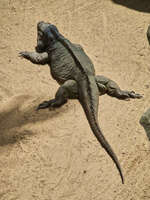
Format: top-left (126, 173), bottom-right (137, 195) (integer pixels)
top-left (0, 0), bottom-right (150, 200)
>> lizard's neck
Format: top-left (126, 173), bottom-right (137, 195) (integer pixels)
top-left (46, 40), bottom-right (60, 53)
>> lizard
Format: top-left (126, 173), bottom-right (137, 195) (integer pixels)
top-left (19, 21), bottom-right (142, 184)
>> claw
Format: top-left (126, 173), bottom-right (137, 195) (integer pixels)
top-left (18, 51), bottom-right (29, 59)
top-left (36, 99), bottom-right (55, 111)
top-left (36, 101), bottom-right (50, 111)
top-left (136, 94), bottom-right (143, 99)
top-left (129, 91), bottom-right (143, 99)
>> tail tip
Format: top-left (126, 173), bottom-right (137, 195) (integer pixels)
top-left (121, 175), bottom-right (124, 184)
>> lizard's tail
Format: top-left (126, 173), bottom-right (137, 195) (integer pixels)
top-left (50, 25), bottom-right (124, 183)
top-left (78, 77), bottom-right (124, 184)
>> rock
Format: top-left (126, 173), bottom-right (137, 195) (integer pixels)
top-left (147, 25), bottom-right (150, 45)
top-left (140, 108), bottom-right (150, 140)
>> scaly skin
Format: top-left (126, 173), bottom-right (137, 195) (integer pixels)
top-left (19, 21), bottom-right (142, 184)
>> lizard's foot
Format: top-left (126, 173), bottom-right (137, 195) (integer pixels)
top-left (119, 90), bottom-right (143, 100)
top-left (36, 99), bottom-right (56, 110)
top-left (36, 98), bottom-right (67, 111)
top-left (128, 91), bottom-right (143, 99)
top-left (19, 51), bottom-right (29, 59)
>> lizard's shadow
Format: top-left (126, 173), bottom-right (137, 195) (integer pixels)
top-left (0, 95), bottom-right (70, 146)
top-left (111, 0), bottom-right (150, 13)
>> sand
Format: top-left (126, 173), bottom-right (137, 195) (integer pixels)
top-left (0, 0), bottom-right (150, 199)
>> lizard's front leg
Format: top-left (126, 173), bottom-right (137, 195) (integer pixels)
top-left (95, 75), bottom-right (142, 100)
top-left (37, 80), bottom-right (78, 110)
top-left (19, 51), bottom-right (49, 65)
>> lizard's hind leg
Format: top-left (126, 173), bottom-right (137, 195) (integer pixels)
top-left (95, 75), bottom-right (142, 100)
top-left (37, 80), bottom-right (78, 110)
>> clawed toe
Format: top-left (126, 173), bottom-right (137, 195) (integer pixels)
top-left (129, 91), bottom-right (143, 99)
top-left (135, 94), bottom-right (143, 99)
top-left (36, 99), bottom-right (56, 111)
top-left (119, 91), bottom-right (143, 100)
top-left (19, 51), bottom-right (28, 59)
top-left (36, 101), bottom-right (50, 110)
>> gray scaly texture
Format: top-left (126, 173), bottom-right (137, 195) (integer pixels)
top-left (19, 21), bottom-right (142, 184)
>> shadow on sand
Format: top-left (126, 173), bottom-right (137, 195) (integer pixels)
top-left (0, 95), bottom-right (70, 146)
top-left (112, 0), bottom-right (150, 13)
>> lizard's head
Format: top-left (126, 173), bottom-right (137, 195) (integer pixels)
top-left (35, 21), bottom-right (59, 53)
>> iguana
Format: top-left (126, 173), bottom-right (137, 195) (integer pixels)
top-left (19, 21), bottom-right (142, 184)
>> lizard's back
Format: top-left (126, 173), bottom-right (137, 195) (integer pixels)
top-left (49, 41), bottom-right (95, 84)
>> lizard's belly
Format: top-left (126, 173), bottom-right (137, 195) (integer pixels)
top-left (49, 44), bottom-right (76, 84)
